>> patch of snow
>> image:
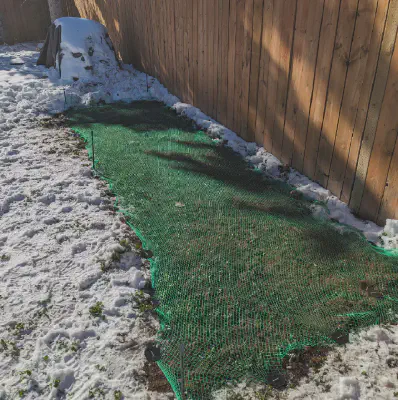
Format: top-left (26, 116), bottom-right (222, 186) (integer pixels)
top-left (54, 18), bottom-right (119, 83)
top-left (338, 377), bottom-right (360, 400)
top-left (0, 43), bottom-right (171, 400)
top-left (284, 325), bottom-right (398, 400)
top-left (214, 326), bottom-right (398, 400)
top-left (383, 220), bottom-right (398, 250)
top-left (10, 57), bottom-right (25, 65)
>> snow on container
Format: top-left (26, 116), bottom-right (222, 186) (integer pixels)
top-left (37, 17), bottom-right (120, 83)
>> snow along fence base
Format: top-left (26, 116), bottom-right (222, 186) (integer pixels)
top-left (61, 0), bottom-right (398, 227)
top-left (68, 101), bottom-right (398, 400)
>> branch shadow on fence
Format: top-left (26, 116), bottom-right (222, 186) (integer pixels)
top-left (63, 0), bottom-right (398, 225)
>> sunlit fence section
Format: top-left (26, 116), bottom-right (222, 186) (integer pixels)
top-left (64, 0), bottom-right (398, 226)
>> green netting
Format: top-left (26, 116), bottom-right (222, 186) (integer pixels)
top-left (68, 101), bottom-right (398, 399)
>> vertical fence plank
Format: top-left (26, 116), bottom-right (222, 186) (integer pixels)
top-left (327, 0), bottom-right (378, 197)
top-left (158, 0), bottom-right (166, 82)
top-left (148, 0), bottom-right (157, 77)
top-left (170, 0), bottom-right (178, 95)
top-left (239, 0), bottom-right (255, 141)
top-left (216, 0), bottom-right (223, 121)
top-left (160, 0), bottom-right (168, 89)
top-left (137, 0), bottom-right (146, 71)
top-left (140, 0), bottom-right (147, 72)
top-left (197, 0), bottom-right (205, 111)
top-left (212, 0), bottom-right (220, 118)
top-left (1, 0), bottom-right (50, 44)
top-left (282, 0), bottom-right (309, 166)
top-left (270, 0), bottom-right (297, 159)
top-left (158, 0), bottom-right (166, 88)
top-left (227, 0), bottom-right (237, 129)
top-left (187, 0), bottom-right (194, 104)
top-left (282, 0), bottom-right (324, 168)
top-left (192, 0), bottom-right (199, 107)
top-left (176, 0), bottom-right (184, 99)
top-left (144, 0), bottom-right (154, 78)
top-left (126, 0), bottom-right (134, 60)
top-left (203, 0), bottom-right (210, 114)
top-left (205, 0), bottom-right (213, 114)
top-left (350, 0), bottom-right (398, 212)
top-left (341, 0), bottom-right (390, 203)
top-left (183, 0), bottom-right (190, 102)
top-left (247, 0), bottom-right (264, 143)
top-left (148, 0), bottom-right (156, 76)
top-left (254, 0), bottom-right (274, 145)
top-left (118, 0), bottom-right (130, 63)
top-left (164, 0), bottom-right (173, 91)
top-left (207, 0), bottom-right (213, 112)
top-left (289, 1), bottom-right (324, 171)
top-left (314, 0), bottom-right (359, 188)
top-left (216, 0), bottom-right (230, 126)
top-left (359, 36), bottom-right (398, 221)
top-left (233, 0), bottom-right (246, 134)
top-left (130, 0), bottom-right (141, 70)
top-left (161, 0), bottom-right (169, 88)
top-left (378, 138), bottom-right (398, 223)
top-left (302, 0), bottom-right (341, 178)
top-left (263, 0), bottom-right (284, 151)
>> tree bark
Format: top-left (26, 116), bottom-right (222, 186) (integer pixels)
top-left (47, 0), bottom-right (63, 22)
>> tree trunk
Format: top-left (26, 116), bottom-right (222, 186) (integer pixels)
top-left (47, 0), bottom-right (63, 22)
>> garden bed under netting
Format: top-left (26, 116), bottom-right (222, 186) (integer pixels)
top-left (67, 101), bottom-right (398, 399)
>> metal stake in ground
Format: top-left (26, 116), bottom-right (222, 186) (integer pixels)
top-left (91, 130), bottom-right (95, 170)
top-left (180, 343), bottom-right (186, 400)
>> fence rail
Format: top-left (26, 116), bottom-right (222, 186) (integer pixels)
top-left (0, 0), bottom-right (50, 44)
top-left (65, 0), bottom-right (398, 225)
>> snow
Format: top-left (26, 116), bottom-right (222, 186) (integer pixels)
top-left (214, 327), bottom-right (398, 399)
top-left (0, 126), bottom-right (167, 398)
top-left (0, 43), bottom-right (171, 399)
top-left (285, 326), bottom-right (398, 400)
top-left (54, 18), bottom-right (119, 82)
top-left (0, 32), bottom-right (397, 399)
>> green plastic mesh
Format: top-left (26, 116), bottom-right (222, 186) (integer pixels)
top-left (68, 101), bottom-right (398, 399)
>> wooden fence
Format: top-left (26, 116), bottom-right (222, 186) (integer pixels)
top-left (63, 0), bottom-right (398, 226)
top-left (0, 0), bottom-right (50, 44)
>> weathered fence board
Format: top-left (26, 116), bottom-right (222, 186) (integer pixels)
top-left (327, 0), bottom-right (378, 198)
top-left (254, 0), bottom-right (274, 145)
top-left (62, 0), bottom-right (398, 225)
top-left (0, 0), bottom-right (50, 44)
top-left (302, 0), bottom-right (341, 179)
top-left (314, 0), bottom-right (359, 188)
top-left (341, 0), bottom-right (390, 204)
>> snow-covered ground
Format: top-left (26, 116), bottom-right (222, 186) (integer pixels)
top-left (0, 36), bottom-right (397, 400)
top-left (0, 43), bottom-right (172, 400)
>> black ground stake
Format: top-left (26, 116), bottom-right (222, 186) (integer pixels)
top-left (91, 130), bottom-right (95, 170)
top-left (144, 345), bottom-right (161, 362)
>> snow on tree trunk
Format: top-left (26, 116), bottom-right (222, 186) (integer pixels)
top-left (47, 0), bottom-right (63, 22)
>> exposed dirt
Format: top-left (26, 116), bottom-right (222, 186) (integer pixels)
top-left (144, 361), bottom-right (174, 394)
